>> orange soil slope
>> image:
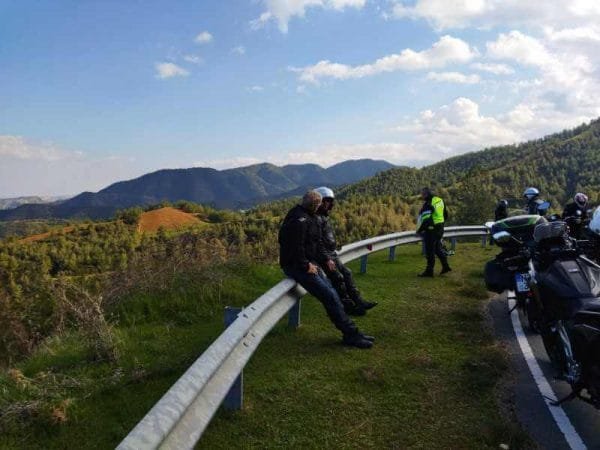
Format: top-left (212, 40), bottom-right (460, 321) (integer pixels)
top-left (137, 207), bottom-right (202, 233)
top-left (21, 226), bottom-right (75, 243)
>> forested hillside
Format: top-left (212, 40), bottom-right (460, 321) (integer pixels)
top-left (341, 119), bottom-right (600, 225)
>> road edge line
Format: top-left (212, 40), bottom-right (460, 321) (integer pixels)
top-left (508, 294), bottom-right (587, 450)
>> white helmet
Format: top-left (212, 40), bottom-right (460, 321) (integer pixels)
top-left (523, 187), bottom-right (540, 200)
top-left (315, 186), bottom-right (335, 199)
top-left (574, 192), bottom-right (588, 208)
top-left (590, 206), bottom-right (600, 236)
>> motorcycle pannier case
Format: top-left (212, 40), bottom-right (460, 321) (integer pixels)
top-left (484, 259), bottom-right (513, 293)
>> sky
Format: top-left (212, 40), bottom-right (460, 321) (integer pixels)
top-left (1, 0), bottom-right (600, 197)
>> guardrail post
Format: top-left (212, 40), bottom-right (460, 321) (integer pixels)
top-left (388, 246), bottom-right (396, 261)
top-left (450, 237), bottom-right (457, 251)
top-left (288, 299), bottom-right (301, 329)
top-left (360, 255), bottom-right (368, 274)
top-left (223, 306), bottom-right (243, 410)
top-left (481, 236), bottom-right (487, 248)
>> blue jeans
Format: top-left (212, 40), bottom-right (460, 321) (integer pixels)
top-left (283, 266), bottom-right (359, 337)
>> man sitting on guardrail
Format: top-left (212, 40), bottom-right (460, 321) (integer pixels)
top-left (279, 190), bottom-right (375, 349)
top-left (314, 186), bottom-right (378, 316)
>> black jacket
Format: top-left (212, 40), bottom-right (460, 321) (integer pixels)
top-left (494, 203), bottom-right (508, 221)
top-left (317, 213), bottom-right (337, 260)
top-left (562, 202), bottom-right (588, 220)
top-left (279, 205), bottom-right (325, 271)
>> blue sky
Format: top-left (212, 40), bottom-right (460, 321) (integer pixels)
top-left (1, 0), bottom-right (600, 196)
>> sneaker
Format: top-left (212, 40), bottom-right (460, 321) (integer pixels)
top-left (440, 267), bottom-right (452, 275)
top-left (360, 334), bottom-right (375, 342)
top-left (342, 334), bottom-right (373, 349)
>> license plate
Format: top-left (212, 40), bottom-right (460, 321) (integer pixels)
top-left (515, 273), bottom-right (530, 293)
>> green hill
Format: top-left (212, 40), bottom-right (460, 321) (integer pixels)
top-left (341, 119), bottom-right (600, 207)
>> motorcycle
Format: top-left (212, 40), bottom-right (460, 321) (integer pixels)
top-left (484, 214), bottom-right (547, 331)
top-left (494, 220), bottom-right (600, 408)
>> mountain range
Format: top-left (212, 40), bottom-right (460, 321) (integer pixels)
top-left (0, 159), bottom-right (395, 220)
top-left (0, 196), bottom-right (70, 211)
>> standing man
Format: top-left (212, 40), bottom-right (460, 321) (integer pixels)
top-left (417, 187), bottom-right (451, 277)
top-left (314, 186), bottom-right (378, 316)
top-left (494, 199), bottom-right (509, 221)
top-left (279, 190), bottom-right (374, 349)
top-left (562, 192), bottom-right (589, 239)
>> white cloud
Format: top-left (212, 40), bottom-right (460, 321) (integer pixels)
top-left (470, 62), bottom-right (514, 75)
top-left (194, 31), bottom-right (213, 44)
top-left (545, 26), bottom-right (600, 43)
top-left (426, 71), bottom-right (480, 84)
top-left (155, 62), bottom-right (190, 79)
top-left (394, 97), bottom-right (593, 157)
top-left (231, 46), bottom-right (246, 55)
top-left (291, 35), bottom-right (477, 84)
top-left (486, 31), bottom-right (553, 67)
top-left (0, 135), bottom-right (70, 161)
top-left (388, 0), bottom-right (600, 31)
top-left (0, 136), bottom-right (142, 197)
top-left (395, 97), bottom-right (519, 154)
top-left (248, 85), bottom-right (264, 92)
top-left (252, 0), bottom-right (366, 33)
top-left (183, 55), bottom-right (203, 64)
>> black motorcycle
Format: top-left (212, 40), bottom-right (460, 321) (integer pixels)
top-left (498, 220), bottom-right (600, 408)
top-left (485, 214), bottom-right (547, 331)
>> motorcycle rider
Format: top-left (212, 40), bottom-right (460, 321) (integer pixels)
top-left (494, 199), bottom-right (509, 221)
top-left (279, 190), bottom-right (374, 349)
top-left (523, 187), bottom-right (548, 216)
top-left (417, 187), bottom-right (451, 277)
top-left (314, 186), bottom-right (378, 316)
top-left (562, 193), bottom-right (590, 239)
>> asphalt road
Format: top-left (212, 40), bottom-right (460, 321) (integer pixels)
top-left (488, 294), bottom-right (600, 450)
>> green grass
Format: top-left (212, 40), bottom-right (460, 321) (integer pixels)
top-left (0, 244), bottom-right (532, 449)
top-left (198, 244), bottom-right (531, 449)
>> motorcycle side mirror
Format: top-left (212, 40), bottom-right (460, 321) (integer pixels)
top-left (538, 201), bottom-right (551, 211)
top-left (492, 231), bottom-right (512, 244)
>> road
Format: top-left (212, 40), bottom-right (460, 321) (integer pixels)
top-left (488, 293), bottom-right (600, 450)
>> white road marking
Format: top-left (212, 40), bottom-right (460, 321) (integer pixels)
top-left (508, 293), bottom-right (587, 450)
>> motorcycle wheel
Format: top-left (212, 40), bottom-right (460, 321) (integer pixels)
top-left (525, 298), bottom-right (542, 334)
top-left (541, 325), bottom-right (567, 377)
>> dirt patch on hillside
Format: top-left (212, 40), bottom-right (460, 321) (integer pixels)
top-left (21, 226), bottom-right (75, 243)
top-left (137, 207), bottom-right (203, 233)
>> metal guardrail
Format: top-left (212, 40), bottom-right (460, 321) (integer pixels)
top-left (117, 225), bottom-right (488, 450)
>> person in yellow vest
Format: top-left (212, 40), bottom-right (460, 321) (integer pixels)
top-left (417, 187), bottom-right (451, 277)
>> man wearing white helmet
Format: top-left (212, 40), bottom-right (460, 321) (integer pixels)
top-left (523, 187), bottom-right (548, 216)
top-left (314, 186), bottom-right (378, 316)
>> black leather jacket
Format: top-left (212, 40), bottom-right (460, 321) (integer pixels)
top-left (317, 213), bottom-right (337, 260)
top-left (279, 205), bottom-right (325, 271)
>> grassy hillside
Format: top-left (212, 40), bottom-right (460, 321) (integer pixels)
top-left (0, 245), bottom-right (531, 449)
